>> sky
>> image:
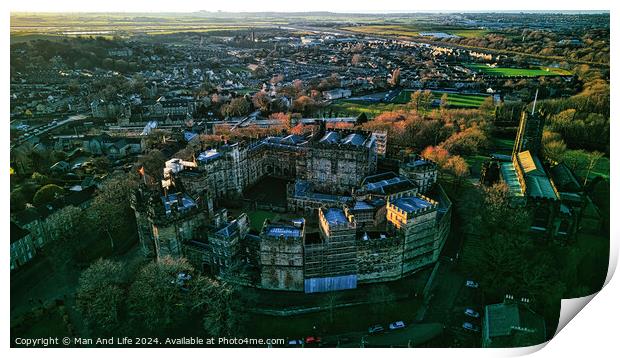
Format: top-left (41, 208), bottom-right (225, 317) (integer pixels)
top-left (9, 0), bottom-right (610, 13)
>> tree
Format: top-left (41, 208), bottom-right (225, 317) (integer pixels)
top-left (389, 68), bottom-right (401, 87)
top-left (44, 205), bottom-right (89, 270)
top-left (440, 127), bottom-right (489, 156)
top-left (444, 155), bottom-right (470, 188)
top-left (479, 96), bottom-right (496, 113)
top-left (440, 93), bottom-right (449, 109)
top-left (221, 97), bottom-right (251, 118)
top-left (421, 146), bottom-right (450, 167)
top-left (140, 149), bottom-right (167, 180)
top-left (459, 183), bottom-right (562, 306)
top-left (251, 91), bottom-right (271, 113)
top-left (88, 176), bottom-right (137, 250)
top-left (269, 112), bottom-right (292, 129)
top-left (320, 292), bottom-right (341, 325)
top-left (198, 279), bottom-right (245, 337)
top-left (127, 257), bottom-right (194, 333)
top-left (292, 96), bottom-right (318, 116)
top-left (356, 112), bottom-right (369, 124)
top-left (420, 90), bottom-right (434, 111)
top-left (92, 156), bottom-right (111, 172)
top-left (76, 259), bottom-right (125, 333)
top-left (32, 184), bottom-right (64, 206)
top-left (583, 151), bottom-right (604, 187)
top-left (542, 137), bottom-right (567, 164)
top-left (10, 187), bottom-right (28, 211)
top-left (409, 90), bottom-right (422, 111)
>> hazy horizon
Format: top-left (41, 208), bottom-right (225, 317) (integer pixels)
top-left (10, 10), bottom-right (610, 14)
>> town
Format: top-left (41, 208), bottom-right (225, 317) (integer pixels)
top-left (9, 11), bottom-right (610, 348)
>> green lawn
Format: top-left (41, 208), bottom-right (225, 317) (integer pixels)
top-left (327, 101), bottom-right (409, 117)
top-left (246, 210), bottom-right (281, 231)
top-left (327, 90), bottom-right (489, 117)
top-left (489, 137), bottom-right (515, 155)
top-left (393, 90), bottom-right (489, 108)
top-left (464, 154), bottom-right (490, 178)
top-left (466, 63), bottom-right (569, 77)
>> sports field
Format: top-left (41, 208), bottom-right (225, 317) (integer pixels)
top-left (466, 63), bottom-right (571, 77)
top-left (326, 90), bottom-right (489, 117)
top-left (393, 90), bottom-right (490, 108)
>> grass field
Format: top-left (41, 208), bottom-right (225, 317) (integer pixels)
top-left (326, 100), bottom-right (408, 117)
top-left (393, 90), bottom-right (489, 108)
top-left (341, 24), bottom-right (488, 39)
top-left (327, 89), bottom-right (488, 117)
top-left (466, 63), bottom-right (570, 77)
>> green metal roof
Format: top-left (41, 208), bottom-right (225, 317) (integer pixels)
top-left (500, 162), bottom-right (524, 197)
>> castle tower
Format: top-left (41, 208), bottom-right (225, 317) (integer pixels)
top-left (513, 111), bottom-right (545, 158)
top-left (513, 90), bottom-right (545, 158)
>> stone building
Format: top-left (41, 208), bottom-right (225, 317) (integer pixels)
top-left (130, 185), bottom-right (208, 258)
top-left (387, 194), bottom-right (440, 275)
top-left (299, 130), bottom-right (377, 194)
top-left (259, 218), bottom-right (306, 291)
top-left (164, 128), bottom-right (380, 205)
top-left (303, 208), bottom-right (358, 293)
top-left (131, 127), bottom-right (452, 293)
top-left (355, 231), bottom-right (403, 283)
top-left (399, 155), bottom-right (438, 194)
top-left (184, 209), bottom-right (249, 275)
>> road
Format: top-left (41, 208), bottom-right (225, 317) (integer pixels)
top-left (421, 259), bottom-right (483, 347)
top-left (11, 113), bottom-right (88, 149)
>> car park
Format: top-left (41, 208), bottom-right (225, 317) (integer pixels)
top-left (388, 321), bottom-right (406, 330)
top-left (465, 280), bottom-right (479, 288)
top-left (462, 322), bottom-right (480, 332)
top-left (464, 308), bottom-right (480, 318)
top-left (368, 324), bottom-right (385, 334)
top-left (305, 336), bottom-right (321, 344)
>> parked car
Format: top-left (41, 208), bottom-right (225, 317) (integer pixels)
top-left (464, 308), bottom-right (480, 318)
top-left (368, 324), bottom-right (385, 334)
top-left (288, 339), bottom-right (303, 346)
top-left (465, 280), bottom-right (479, 288)
top-left (305, 336), bottom-right (321, 344)
top-left (462, 322), bottom-right (480, 332)
top-left (389, 321), bottom-right (406, 330)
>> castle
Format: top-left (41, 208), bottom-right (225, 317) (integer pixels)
top-left (131, 125), bottom-right (451, 293)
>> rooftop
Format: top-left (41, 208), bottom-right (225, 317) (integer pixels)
top-left (161, 193), bottom-right (197, 215)
top-left (391, 196), bottom-right (433, 214)
top-left (484, 302), bottom-right (546, 347)
top-left (322, 208), bottom-right (349, 225)
top-left (197, 149), bottom-right (221, 163)
top-left (500, 162), bottom-right (525, 197)
top-left (317, 130), bottom-right (374, 148)
top-left (362, 172), bottom-right (416, 195)
top-left (516, 151), bottom-right (558, 200)
top-left (265, 226), bottom-right (302, 238)
top-left (263, 218), bottom-right (305, 239)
